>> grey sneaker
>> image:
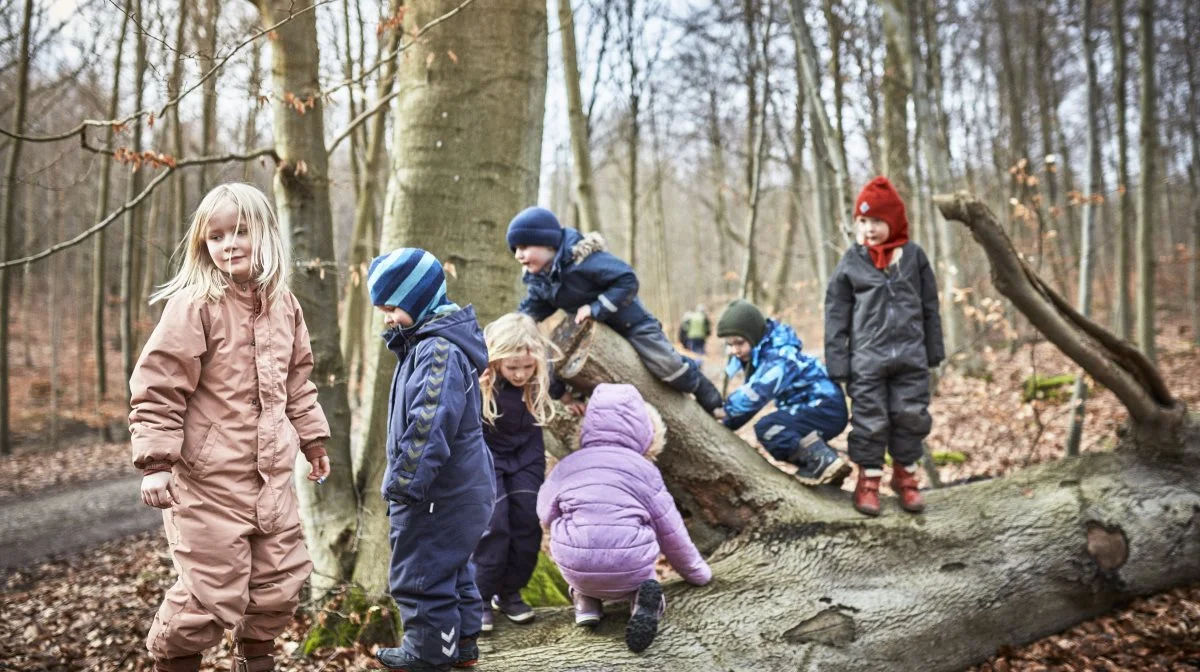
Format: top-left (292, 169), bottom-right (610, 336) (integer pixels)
top-left (571, 588), bottom-right (602, 627)
top-left (480, 606), bottom-right (494, 633)
top-left (491, 593), bottom-right (535, 624)
top-left (792, 432), bottom-right (851, 486)
top-left (374, 647), bottom-right (451, 672)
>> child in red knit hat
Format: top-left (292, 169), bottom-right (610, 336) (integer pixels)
top-left (823, 176), bottom-right (944, 516)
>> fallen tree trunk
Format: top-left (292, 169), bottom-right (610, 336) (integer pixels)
top-left (479, 195), bottom-right (1198, 671)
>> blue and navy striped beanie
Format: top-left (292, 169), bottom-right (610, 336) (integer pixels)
top-left (506, 207), bottom-right (564, 252)
top-left (367, 248), bottom-right (453, 324)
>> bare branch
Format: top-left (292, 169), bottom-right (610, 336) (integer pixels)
top-left (0, 146), bottom-right (280, 269)
top-left (326, 90), bottom-right (399, 156)
top-left (0, 0), bottom-right (334, 144)
top-left (318, 0), bottom-right (480, 99)
top-left (934, 191), bottom-right (1183, 432)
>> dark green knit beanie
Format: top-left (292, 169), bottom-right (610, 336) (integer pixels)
top-left (717, 299), bottom-right (766, 345)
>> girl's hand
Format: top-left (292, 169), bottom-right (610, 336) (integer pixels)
top-left (308, 456), bottom-right (331, 482)
top-left (574, 305), bottom-right (592, 325)
top-left (141, 472), bottom-right (177, 509)
top-left (561, 393), bottom-right (586, 416)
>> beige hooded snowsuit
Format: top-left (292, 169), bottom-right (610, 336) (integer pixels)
top-left (129, 282), bottom-right (330, 659)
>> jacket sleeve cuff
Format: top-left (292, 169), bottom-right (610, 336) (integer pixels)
top-left (301, 442), bottom-right (327, 461)
top-left (142, 461), bottom-right (173, 476)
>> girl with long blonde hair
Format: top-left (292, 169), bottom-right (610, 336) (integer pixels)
top-left (130, 183), bottom-right (330, 672)
top-left (472, 312), bottom-right (582, 632)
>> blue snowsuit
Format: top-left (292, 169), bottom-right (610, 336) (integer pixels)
top-left (722, 319), bottom-right (848, 463)
top-left (518, 228), bottom-right (719, 408)
top-left (470, 376), bottom-right (564, 604)
top-left (382, 305), bottom-right (495, 666)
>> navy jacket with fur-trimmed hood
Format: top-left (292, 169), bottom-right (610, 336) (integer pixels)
top-left (518, 228), bottom-right (655, 333)
top-left (824, 242), bottom-right (945, 381)
top-left (381, 305), bottom-right (494, 506)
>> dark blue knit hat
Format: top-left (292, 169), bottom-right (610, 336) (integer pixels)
top-left (367, 248), bottom-right (453, 323)
top-left (506, 207), bottom-right (564, 252)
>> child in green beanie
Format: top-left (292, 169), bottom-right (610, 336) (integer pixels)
top-left (717, 300), bottom-right (850, 485)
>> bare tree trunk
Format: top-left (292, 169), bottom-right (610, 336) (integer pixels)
top-left (822, 0), bottom-right (849, 196)
top-left (1186, 0), bottom-right (1200, 347)
top-left (787, 0), bottom-right (852, 243)
top-left (1065, 0), bottom-right (1102, 458)
top-left (770, 73), bottom-right (807, 313)
top-left (242, 41), bottom-right (264, 182)
top-left (1112, 0), bottom-right (1134, 339)
top-left (340, 0), bottom-right (363, 198)
top-left (92, 0), bottom-right (130, 442)
top-left (351, 0), bottom-right (548, 597)
top-left (707, 88), bottom-right (736, 296)
top-left (120, 0), bottom-right (148, 398)
top-left (623, 0), bottom-right (640, 269)
top-left (254, 0), bottom-right (357, 595)
top-left (48, 193), bottom-right (61, 452)
top-left (908, 0), bottom-right (961, 358)
top-left (340, 0), bottom-right (402, 409)
top-left (19, 193), bottom-right (33, 368)
top-left (880, 0), bottom-right (912, 202)
top-left (739, 14), bottom-right (771, 304)
top-left (169, 0), bottom-right (189, 259)
top-left (0, 0), bottom-right (33, 454)
top-left (1033, 5), bottom-right (1071, 294)
top-left (198, 0), bottom-right (222, 193)
top-left (1135, 0), bottom-right (1157, 363)
top-left (648, 100), bottom-right (674, 330)
top-left (558, 0), bottom-right (600, 235)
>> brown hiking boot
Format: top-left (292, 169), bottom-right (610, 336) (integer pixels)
top-left (232, 638), bottom-right (275, 672)
top-left (890, 467), bottom-right (926, 513)
top-left (853, 473), bottom-right (882, 516)
top-left (154, 654), bottom-right (202, 672)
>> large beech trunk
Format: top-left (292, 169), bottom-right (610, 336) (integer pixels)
top-left (479, 194), bottom-right (1198, 671)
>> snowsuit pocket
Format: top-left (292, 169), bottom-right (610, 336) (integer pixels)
top-left (181, 424), bottom-right (218, 477)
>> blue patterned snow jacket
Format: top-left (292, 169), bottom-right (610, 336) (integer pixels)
top-left (380, 305), bottom-right (494, 506)
top-left (518, 228), bottom-right (656, 334)
top-left (721, 319), bottom-right (846, 431)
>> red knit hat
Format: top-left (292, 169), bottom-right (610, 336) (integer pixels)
top-left (854, 176), bottom-right (909, 269)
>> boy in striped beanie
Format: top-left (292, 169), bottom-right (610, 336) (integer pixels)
top-left (367, 248), bottom-right (496, 672)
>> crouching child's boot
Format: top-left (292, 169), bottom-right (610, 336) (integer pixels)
top-left (231, 638), bottom-right (274, 672)
top-left (790, 432), bottom-right (850, 486)
top-left (153, 654), bottom-right (202, 672)
top-left (853, 469), bottom-right (882, 516)
top-left (625, 579), bottom-right (665, 653)
top-left (890, 464), bottom-right (926, 513)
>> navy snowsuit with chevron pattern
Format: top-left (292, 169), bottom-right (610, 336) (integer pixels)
top-left (381, 306), bottom-right (495, 667)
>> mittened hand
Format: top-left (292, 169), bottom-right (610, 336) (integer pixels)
top-left (307, 455), bottom-right (331, 482)
top-left (141, 472), bottom-right (176, 509)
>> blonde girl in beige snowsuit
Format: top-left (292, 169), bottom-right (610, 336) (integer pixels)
top-left (129, 183), bottom-right (331, 672)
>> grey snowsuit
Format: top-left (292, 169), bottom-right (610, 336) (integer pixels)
top-left (824, 242), bottom-right (944, 469)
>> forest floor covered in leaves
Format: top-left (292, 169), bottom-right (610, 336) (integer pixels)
top-left (1, 323), bottom-right (1198, 671)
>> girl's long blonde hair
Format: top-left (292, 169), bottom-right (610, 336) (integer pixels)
top-left (150, 183), bottom-right (290, 305)
top-left (481, 313), bottom-right (562, 426)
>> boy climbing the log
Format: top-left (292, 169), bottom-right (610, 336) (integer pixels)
top-left (505, 207), bottom-right (725, 416)
top-left (825, 176), bottom-right (945, 517)
top-left (716, 299), bottom-right (851, 485)
top-left (367, 248), bottom-right (496, 672)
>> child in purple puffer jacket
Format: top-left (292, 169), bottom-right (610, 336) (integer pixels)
top-left (536, 383), bottom-right (712, 653)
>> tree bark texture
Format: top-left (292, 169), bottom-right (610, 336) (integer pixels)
top-left (1112, 0), bottom-right (1134, 340)
top-left (557, 0), bottom-right (601, 235)
top-left (1135, 0), bottom-right (1157, 364)
top-left (479, 195), bottom-right (1198, 671)
top-left (351, 0), bottom-right (549, 595)
top-left (0, 0), bottom-right (34, 454)
top-left (255, 0), bottom-right (358, 594)
top-left (119, 0), bottom-right (148, 398)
